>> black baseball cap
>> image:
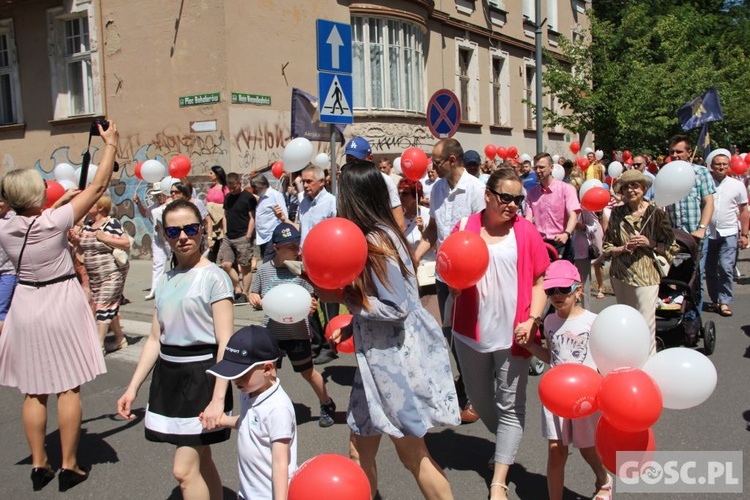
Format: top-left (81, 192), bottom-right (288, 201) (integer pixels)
top-left (272, 222), bottom-right (301, 246)
top-left (206, 325), bottom-right (280, 380)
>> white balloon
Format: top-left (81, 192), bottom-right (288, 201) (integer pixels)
top-left (741, 153), bottom-right (747, 160)
top-left (54, 163), bottom-right (76, 182)
top-left (595, 150), bottom-right (604, 161)
top-left (519, 153), bottom-right (532, 163)
top-left (58, 179), bottom-right (76, 191)
top-left (283, 137), bottom-right (314, 172)
top-left (161, 176), bottom-right (177, 194)
top-left (86, 164), bottom-right (98, 185)
top-left (642, 348), bottom-right (717, 410)
top-left (653, 160), bottom-right (695, 207)
top-left (262, 283), bottom-right (311, 324)
top-left (552, 154), bottom-right (560, 164)
top-left (313, 153), bottom-right (330, 169)
top-left (579, 179), bottom-right (603, 200)
top-left (590, 304), bottom-right (651, 375)
top-left (74, 167), bottom-right (82, 185)
top-left (551, 164), bottom-right (565, 180)
top-left (141, 159), bottom-right (167, 184)
top-left (393, 157), bottom-right (402, 174)
top-left (584, 147), bottom-right (594, 155)
top-left (608, 161), bottom-right (624, 179)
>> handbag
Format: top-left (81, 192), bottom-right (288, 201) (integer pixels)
top-left (653, 253), bottom-right (670, 278)
top-left (104, 218), bottom-right (131, 268)
top-left (416, 261), bottom-right (436, 287)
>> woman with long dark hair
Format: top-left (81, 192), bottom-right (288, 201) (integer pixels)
top-left (323, 161), bottom-right (460, 499)
top-left (117, 198), bottom-right (234, 499)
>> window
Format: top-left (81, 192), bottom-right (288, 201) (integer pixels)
top-left (489, 49), bottom-right (509, 126)
top-left (456, 39), bottom-right (478, 123)
top-left (0, 19), bottom-right (22, 125)
top-left (548, 91), bottom-right (563, 131)
top-left (524, 60), bottom-right (536, 129)
top-left (547, 0), bottom-right (558, 32)
top-left (352, 16), bottom-right (425, 113)
top-left (522, 0), bottom-right (535, 22)
top-left (48, 5), bottom-right (102, 119)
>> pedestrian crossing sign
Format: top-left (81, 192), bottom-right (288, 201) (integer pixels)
top-left (318, 72), bottom-right (353, 124)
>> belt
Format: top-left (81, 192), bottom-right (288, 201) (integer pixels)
top-left (18, 273), bottom-right (77, 288)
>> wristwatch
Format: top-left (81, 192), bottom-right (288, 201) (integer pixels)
top-left (698, 224), bottom-right (707, 230)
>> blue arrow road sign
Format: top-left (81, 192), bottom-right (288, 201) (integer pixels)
top-left (317, 20), bottom-right (352, 74)
top-left (318, 72), bottom-right (353, 124)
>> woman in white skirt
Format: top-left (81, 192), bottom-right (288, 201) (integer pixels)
top-left (117, 198), bottom-right (235, 499)
top-left (0, 120), bottom-right (118, 492)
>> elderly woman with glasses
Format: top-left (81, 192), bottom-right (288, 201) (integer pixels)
top-left (451, 168), bottom-right (550, 499)
top-left (118, 198), bottom-right (235, 499)
top-left (603, 169), bottom-right (677, 356)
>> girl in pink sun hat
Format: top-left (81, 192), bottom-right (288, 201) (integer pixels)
top-left (521, 259), bottom-right (612, 500)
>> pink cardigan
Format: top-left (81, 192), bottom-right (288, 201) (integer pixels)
top-left (451, 211), bottom-right (550, 357)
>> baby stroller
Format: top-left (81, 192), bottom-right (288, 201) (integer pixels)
top-left (654, 229), bottom-right (716, 355)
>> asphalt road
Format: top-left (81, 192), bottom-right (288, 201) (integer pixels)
top-left (0, 258), bottom-right (748, 499)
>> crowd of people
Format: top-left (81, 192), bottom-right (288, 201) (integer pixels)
top-left (0, 124), bottom-right (743, 500)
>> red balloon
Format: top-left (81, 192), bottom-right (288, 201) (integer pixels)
top-left (324, 314), bottom-right (355, 354)
top-left (44, 180), bottom-right (66, 208)
top-left (484, 144), bottom-right (497, 160)
top-left (569, 141), bottom-right (581, 155)
top-left (436, 231), bottom-right (489, 290)
top-left (647, 162), bottom-right (658, 175)
top-left (604, 177), bottom-right (614, 187)
top-left (744, 154), bottom-right (750, 167)
top-left (401, 147), bottom-right (429, 181)
top-left (538, 364), bottom-right (602, 419)
top-left (730, 154), bottom-right (747, 175)
top-left (288, 454), bottom-right (370, 500)
top-left (271, 161), bottom-right (284, 179)
top-left (507, 146), bottom-right (518, 158)
top-left (597, 368), bottom-right (662, 432)
top-left (625, 158), bottom-right (633, 166)
top-left (576, 157), bottom-right (590, 171)
top-left (168, 155), bottom-right (191, 178)
top-left (664, 156), bottom-right (672, 163)
top-left (622, 150), bottom-right (632, 162)
top-left (302, 218), bottom-right (368, 289)
top-left (595, 416), bottom-right (656, 475)
top-left (581, 186), bottom-right (611, 212)
top-left (496, 146), bottom-right (508, 160)
top-left (134, 161), bottom-right (144, 181)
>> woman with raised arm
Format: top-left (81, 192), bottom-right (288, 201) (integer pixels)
top-left (0, 120), bottom-right (119, 492)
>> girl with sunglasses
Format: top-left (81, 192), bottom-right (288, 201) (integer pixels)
top-left (520, 260), bottom-right (612, 500)
top-left (450, 168), bottom-right (550, 500)
top-left (117, 199), bottom-right (235, 499)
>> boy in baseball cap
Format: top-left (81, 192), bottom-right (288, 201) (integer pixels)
top-left (204, 325), bottom-right (297, 499)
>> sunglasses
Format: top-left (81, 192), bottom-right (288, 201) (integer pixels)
top-left (164, 223), bottom-right (201, 239)
top-left (398, 191), bottom-right (415, 197)
top-left (545, 284), bottom-right (580, 297)
top-left (487, 187), bottom-right (524, 206)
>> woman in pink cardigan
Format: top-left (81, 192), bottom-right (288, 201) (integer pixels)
top-left (451, 168), bottom-right (549, 500)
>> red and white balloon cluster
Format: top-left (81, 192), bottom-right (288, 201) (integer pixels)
top-left (538, 304), bottom-right (717, 476)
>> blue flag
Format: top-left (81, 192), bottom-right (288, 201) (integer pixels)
top-left (697, 124), bottom-right (711, 158)
top-left (678, 88), bottom-right (724, 131)
top-left (291, 87), bottom-right (345, 142)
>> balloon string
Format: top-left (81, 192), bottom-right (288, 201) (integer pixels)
top-left (136, 180), bottom-right (143, 192)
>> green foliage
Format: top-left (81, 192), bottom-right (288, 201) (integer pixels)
top-left (543, 0), bottom-right (750, 155)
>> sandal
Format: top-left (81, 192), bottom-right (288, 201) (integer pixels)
top-left (596, 290), bottom-right (605, 299)
top-left (705, 303), bottom-right (719, 313)
top-left (719, 304), bottom-right (733, 317)
top-left (594, 474), bottom-right (613, 500)
top-left (490, 482), bottom-right (508, 499)
top-left (104, 337), bottom-right (128, 353)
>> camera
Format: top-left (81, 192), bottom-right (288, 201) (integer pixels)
top-left (89, 117), bottom-right (109, 136)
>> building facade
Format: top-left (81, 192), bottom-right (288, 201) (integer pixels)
top-left (0, 0), bottom-right (590, 256)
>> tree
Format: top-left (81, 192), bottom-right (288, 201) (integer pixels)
top-left (542, 1), bottom-right (750, 156)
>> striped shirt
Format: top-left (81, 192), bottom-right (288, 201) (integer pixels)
top-left (250, 261), bottom-right (313, 340)
top-left (603, 204), bottom-right (678, 287)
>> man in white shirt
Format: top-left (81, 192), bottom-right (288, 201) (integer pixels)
top-left (414, 138), bottom-right (486, 424)
top-left (134, 182), bottom-right (171, 300)
top-left (705, 149), bottom-right (749, 316)
top-left (251, 174), bottom-right (287, 262)
top-left (421, 167), bottom-right (438, 207)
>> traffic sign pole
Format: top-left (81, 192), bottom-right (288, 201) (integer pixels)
top-left (330, 125), bottom-right (337, 196)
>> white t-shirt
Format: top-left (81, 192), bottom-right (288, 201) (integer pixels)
top-left (454, 229), bottom-right (517, 352)
top-left (544, 309), bottom-right (598, 370)
top-left (155, 264), bottom-right (234, 346)
top-left (710, 176), bottom-right (748, 238)
top-left (256, 187), bottom-right (288, 245)
top-left (237, 380), bottom-right (297, 500)
top-left (382, 172), bottom-right (401, 209)
top-left (404, 206), bottom-right (435, 262)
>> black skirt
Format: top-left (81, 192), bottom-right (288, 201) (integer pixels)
top-left (144, 343), bottom-right (233, 446)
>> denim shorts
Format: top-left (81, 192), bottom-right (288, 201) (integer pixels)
top-left (0, 273), bottom-right (18, 321)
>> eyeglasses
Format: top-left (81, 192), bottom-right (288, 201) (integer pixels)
top-left (164, 223), bottom-right (201, 239)
top-left (633, 162), bottom-right (645, 167)
top-left (487, 186), bottom-right (524, 206)
top-left (170, 190), bottom-right (180, 195)
top-left (545, 284), bottom-right (580, 297)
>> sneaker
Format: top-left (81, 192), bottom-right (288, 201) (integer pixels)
top-left (319, 399), bottom-right (336, 428)
top-left (313, 349), bottom-right (338, 365)
top-left (144, 292), bottom-right (154, 301)
top-left (235, 293), bottom-right (248, 305)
